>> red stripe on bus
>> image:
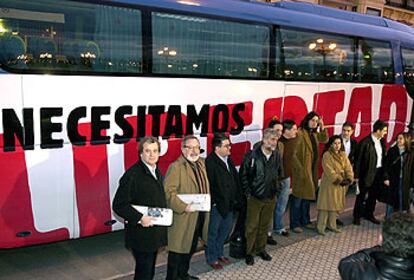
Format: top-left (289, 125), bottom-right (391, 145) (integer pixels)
top-left (0, 135), bottom-right (69, 248)
top-left (72, 124), bottom-right (111, 237)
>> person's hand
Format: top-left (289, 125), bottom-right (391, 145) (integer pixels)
top-left (140, 216), bottom-right (155, 227)
top-left (185, 204), bottom-right (194, 213)
top-left (384, 180), bottom-right (390, 187)
top-left (318, 117), bottom-right (324, 130)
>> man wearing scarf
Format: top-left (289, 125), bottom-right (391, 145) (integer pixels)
top-left (164, 135), bottom-right (210, 280)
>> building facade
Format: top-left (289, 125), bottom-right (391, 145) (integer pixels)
top-left (260, 0), bottom-right (414, 26)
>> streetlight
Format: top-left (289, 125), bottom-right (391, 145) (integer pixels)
top-left (308, 38), bottom-right (337, 77)
top-left (157, 46), bottom-right (177, 71)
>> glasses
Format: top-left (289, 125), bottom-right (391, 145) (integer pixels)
top-left (222, 144), bottom-right (232, 148)
top-left (184, 145), bottom-right (200, 151)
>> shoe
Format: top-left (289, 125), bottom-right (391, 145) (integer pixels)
top-left (328, 227), bottom-right (342, 233)
top-left (209, 261), bottom-right (223, 270)
top-left (292, 227), bottom-right (303, 233)
top-left (276, 229), bottom-right (289, 237)
top-left (245, 255), bottom-right (254, 266)
top-left (365, 216), bottom-right (380, 225)
top-left (305, 223), bottom-right (316, 229)
top-left (336, 219), bottom-right (344, 227)
top-left (218, 256), bottom-right (231, 265)
top-left (267, 236), bottom-right (278, 245)
top-left (257, 251), bottom-right (272, 261)
top-left (317, 230), bottom-right (325, 236)
top-left (353, 218), bottom-right (361, 225)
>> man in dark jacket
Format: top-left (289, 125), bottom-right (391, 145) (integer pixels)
top-left (338, 212), bottom-right (414, 280)
top-left (353, 120), bottom-right (388, 225)
top-left (240, 128), bottom-right (283, 266)
top-left (205, 134), bottom-right (241, 270)
top-left (112, 136), bottom-right (167, 280)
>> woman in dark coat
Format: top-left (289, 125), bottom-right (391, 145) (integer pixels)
top-left (383, 132), bottom-right (414, 217)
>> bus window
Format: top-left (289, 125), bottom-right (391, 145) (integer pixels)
top-left (0, 0), bottom-right (142, 74)
top-left (277, 28), bottom-right (354, 82)
top-left (402, 48), bottom-right (414, 97)
top-left (151, 12), bottom-right (270, 78)
top-left (356, 39), bottom-right (393, 83)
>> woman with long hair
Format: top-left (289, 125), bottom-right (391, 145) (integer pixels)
top-left (383, 132), bottom-right (414, 217)
top-left (316, 135), bottom-right (354, 235)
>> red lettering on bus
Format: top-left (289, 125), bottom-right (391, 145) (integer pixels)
top-left (346, 87), bottom-right (373, 141)
top-left (379, 85), bottom-right (408, 142)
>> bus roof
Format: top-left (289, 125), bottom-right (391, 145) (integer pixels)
top-left (108, 0), bottom-right (414, 45)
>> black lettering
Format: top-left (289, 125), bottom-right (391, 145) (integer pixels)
top-left (2, 108), bottom-right (34, 152)
top-left (114, 106), bottom-right (133, 144)
top-left (67, 107), bottom-right (87, 146)
top-left (230, 103), bottom-right (245, 135)
top-left (186, 105), bottom-right (209, 136)
top-left (163, 105), bottom-right (183, 139)
top-left (91, 106), bottom-right (111, 145)
top-left (136, 106), bottom-right (146, 140)
top-left (40, 107), bottom-right (63, 149)
top-left (148, 106), bottom-right (165, 137)
top-left (212, 104), bottom-right (229, 133)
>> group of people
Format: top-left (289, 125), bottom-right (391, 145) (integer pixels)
top-left (112, 111), bottom-right (414, 280)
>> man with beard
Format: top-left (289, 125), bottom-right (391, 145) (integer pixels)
top-left (240, 128), bottom-right (283, 266)
top-left (164, 135), bottom-right (210, 280)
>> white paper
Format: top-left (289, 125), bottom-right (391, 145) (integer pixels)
top-left (177, 194), bottom-right (211, 212)
top-left (132, 205), bottom-right (173, 226)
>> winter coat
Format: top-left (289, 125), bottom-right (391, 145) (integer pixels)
top-left (112, 160), bottom-right (167, 252)
top-left (338, 246), bottom-right (414, 280)
top-left (240, 145), bottom-right (283, 200)
top-left (291, 128), bottom-right (329, 200)
top-left (205, 152), bottom-right (242, 218)
top-left (317, 150), bottom-right (354, 211)
top-left (383, 145), bottom-right (414, 211)
top-left (164, 155), bottom-right (210, 254)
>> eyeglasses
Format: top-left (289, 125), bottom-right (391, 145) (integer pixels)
top-left (222, 144), bottom-right (232, 148)
top-left (184, 145), bottom-right (200, 151)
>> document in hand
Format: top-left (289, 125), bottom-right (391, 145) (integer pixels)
top-left (132, 205), bottom-right (173, 226)
top-left (177, 194), bottom-right (211, 212)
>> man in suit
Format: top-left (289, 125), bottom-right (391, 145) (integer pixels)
top-left (205, 134), bottom-right (241, 270)
top-left (337, 121), bottom-right (358, 226)
top-left (112, 136), bottom-right (167, 280)
top-left (353, 120), bottom-right (388, 225)
top-left (164, 135), bottom-right (210, 280)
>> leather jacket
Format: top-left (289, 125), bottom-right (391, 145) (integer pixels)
top-left (240, 145), bottom-right (283, 200)
top-left (338, 246), bottom-right (414, 280)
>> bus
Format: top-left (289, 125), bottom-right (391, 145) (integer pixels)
top-left (0, 0), bottom-right (413, 249)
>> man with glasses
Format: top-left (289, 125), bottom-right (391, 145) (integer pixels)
top-left (165, 135), bottom-right (210, 280)
top-left (205, 134), bottom-right (241, 270)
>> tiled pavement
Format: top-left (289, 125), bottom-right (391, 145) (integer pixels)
top-left (0, 196), bottom-right (384, 280)
top-left (195, 221), bottom-right (381, 280)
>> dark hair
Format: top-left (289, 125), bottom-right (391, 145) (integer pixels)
top-left (300, 111), bottom-right (320, 131)
top-left (138, 136), bottom-right (160, 155)
top-left (382, 213), bottom-right (414, 258)
top-left (342, 121), bottom-right (355, 130)
top-left (373, 120), bottom-right (387, 133)
top-left (181, 135), bottom-right (200, 148)
top-left (212, 134), bottom-right (230, 150)
top-left (324, 135), bottom-right (344, 153)
top-left (282, 119), bottom-right (296, 132)
top-left (268, 117), bottom-right (282, 129)
top-left (395, 132), bottom-right (412, 152)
